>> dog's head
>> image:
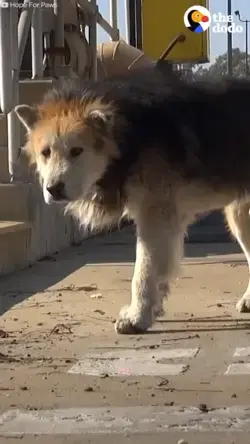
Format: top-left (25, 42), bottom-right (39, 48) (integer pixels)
top-left (15, 99), bottom-right (119, 205)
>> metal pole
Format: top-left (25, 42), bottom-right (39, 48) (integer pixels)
top-left (227, 0), bottom-right (232, 76)
top-left (235, 10), bottom-right (250, 77)
top-left (128, 0), bottom-right (136, 46)
top-left (124, 0), bottom-right (130, 43)
top-left (31, 0), bottom-right (43, 78)
top-left (89, 0), bottom-right (97, 80)
top-left (18, 0), bottom-right (33, 70)
top-left (246, 20), bottom-right (249, 76)
top-left (0, 3), bottom-right (13, 114)
top-left (135, 0), bottom-right (142, 49)
top-left (54, 0), bottom-right (65, 70)
top-left (109, 0), bottom-right (119, 41)
top-left (8, 6), bottom-right (19, 180)
top-left (97, 15), bottom-right (118, 40)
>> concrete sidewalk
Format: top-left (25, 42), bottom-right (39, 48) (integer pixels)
top-left (1, 228), bottom-right (250, 443)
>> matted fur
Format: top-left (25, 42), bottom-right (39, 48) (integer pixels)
top-left (15, 71), bottom-right (250, 334)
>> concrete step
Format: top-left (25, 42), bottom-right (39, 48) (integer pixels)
top-left (0, 79), bottom-right (53, 147)
top-left (0, 221), bottom-right (31, 275)
top-left (0, 183), bottom-right (32, 221)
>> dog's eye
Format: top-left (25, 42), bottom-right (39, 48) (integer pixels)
top-left (70, 147), bottom-right (84, 158)
top-left (41, 147), bottom-right (51, 158)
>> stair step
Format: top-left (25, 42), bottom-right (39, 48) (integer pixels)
top-left (0, 221), bottom-right (31, 275)
top-left (0, 183), bottom-right (32, 221)
top-left (0, 220), bottom-right (30, 233)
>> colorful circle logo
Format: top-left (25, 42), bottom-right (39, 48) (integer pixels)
top-left (184, 5), bottom-right (211, 33)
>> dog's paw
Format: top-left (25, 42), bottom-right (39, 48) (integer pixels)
top-left (115, 305), bottom-right (153, 334)
top-left (236, 296), bottom-right (250, 313)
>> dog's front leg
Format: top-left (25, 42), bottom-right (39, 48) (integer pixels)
top-left (115, 207), bottom-right (185, 334)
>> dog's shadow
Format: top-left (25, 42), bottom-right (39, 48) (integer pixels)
top-left (0, 226), bottom-right (136, 316)
top-left (0, 224), bottom-right (244, 317)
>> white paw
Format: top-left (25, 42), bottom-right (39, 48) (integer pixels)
top-left (236, 296), bottom-right (250, 313)
top-left (115, 305), bottom-right (154, 334)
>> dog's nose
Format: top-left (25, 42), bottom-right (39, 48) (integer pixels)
top-left (46, 182), bottom-right (65, 199)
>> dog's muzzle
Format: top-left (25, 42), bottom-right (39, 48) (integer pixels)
top-left (46, 181), bottom-right (66, 201)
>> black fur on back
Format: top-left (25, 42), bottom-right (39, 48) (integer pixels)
top-left (43, 71), bottom-right (250, 195)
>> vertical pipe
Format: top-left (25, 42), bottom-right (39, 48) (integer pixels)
top-left (31, 0), bottom-right (43, 78)
top-left (54, 0), bottom-right (65, 69)
top-left (227, 0), bottom-right (232, 76)
top-left (0, 2), bottom-right (12, 113)
top-left (8, 6), bottom-right (19, 179)
top-left (109, 0), bottom-right (119, 41)
top-left (246, 20), bottom-right (249, 76)
top-left (124, 0), bottom-right (130, 43)
top-left (135, 0), bottom-right (142, 49)
top-left (128, 0), bottom-right (136, 46)
top-left (89, 0), bottom-right (97, 80)
top-left (18, 0), bottom-right (33, 70)
top-left (43, 33), bottom-right (50, 71)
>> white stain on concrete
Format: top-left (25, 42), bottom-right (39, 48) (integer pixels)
top-left (233, 347), bottom-right (250, 357)
top-left (1, 406), bottom-right (250, 436)
top-left (68, 348), bottom-right (199, 376)
top-left (225, 363), bottom-right (250, 375)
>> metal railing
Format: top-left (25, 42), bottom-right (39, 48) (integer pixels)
top-left (0, 0), bottom-right (120, 180)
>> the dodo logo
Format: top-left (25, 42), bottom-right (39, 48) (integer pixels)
top-left (184, 5), bottom-right (211, 33)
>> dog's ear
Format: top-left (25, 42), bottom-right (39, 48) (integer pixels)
top-left (14, 105), bottom-right (38, 132)
top-left (86, 108), bottom-right (114, 134)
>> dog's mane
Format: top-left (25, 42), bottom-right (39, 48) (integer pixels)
top-left (42, 73), bottom-right (250, 195)
top-left (42, 71), bottom-right (190, 191)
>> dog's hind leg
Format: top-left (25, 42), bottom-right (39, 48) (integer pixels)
top-left (225, 200), bottom-right (250, 312)
top-left (115, 205), bottom-right (185, 334)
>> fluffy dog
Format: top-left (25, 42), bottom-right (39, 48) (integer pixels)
top-left (15, 72), bottom-right (250, 334)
